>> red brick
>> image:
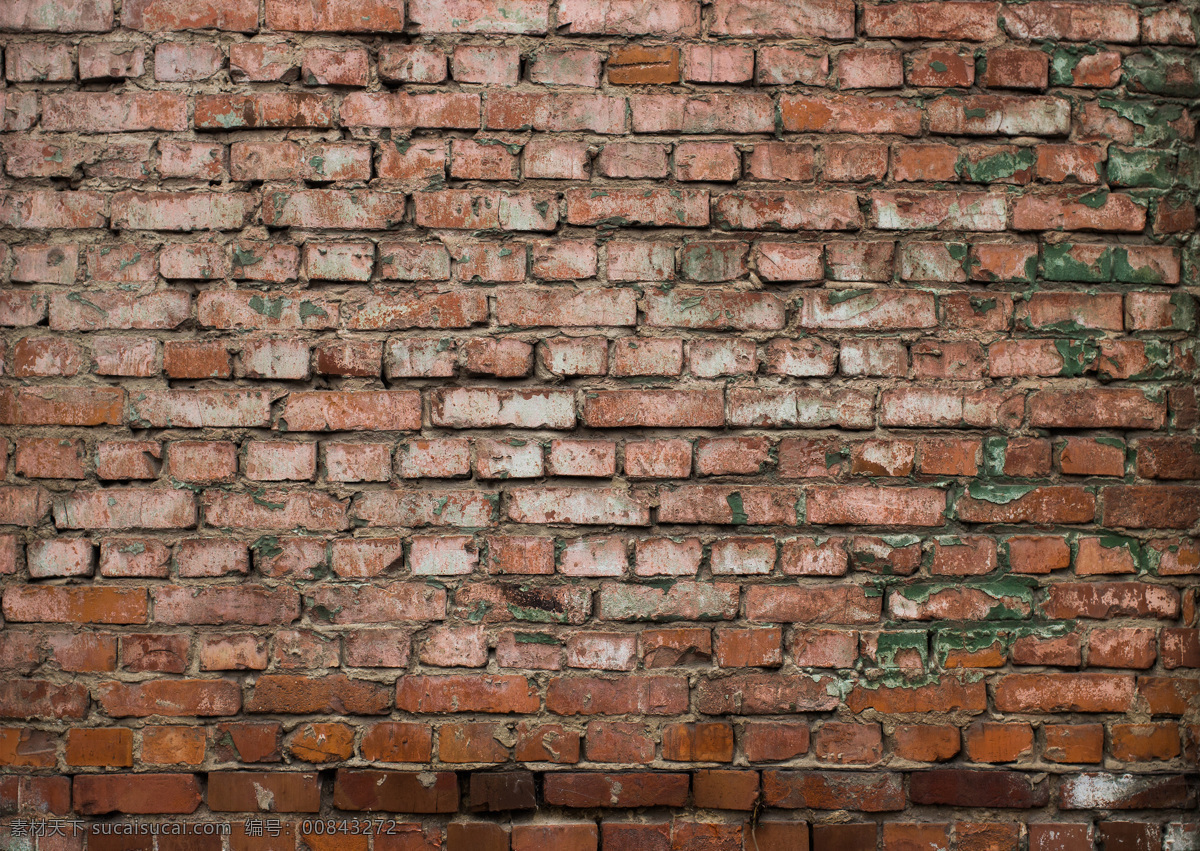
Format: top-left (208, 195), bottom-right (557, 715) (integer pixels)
top-left (764, 770), bottom-right (904, 811)
top-left (66, 728), bottom-right (133, 767)
top-left (397, 675), bottom-right (539, 714)
top-left (715, 627), bottom-right (782, 667)
top-left (741, 722), bottom-right (810, 763)
top-left (640, 627), bottom-right (711, 667)
top-left (247, 675), bottom-right (391, 715)
top-left (1044, 725), bottom-right (1104, 764)
top-left (513, 823), bottom-right (597, 851)
top-left (964, 722), bottom-right (1035, 763)
top-left (892, 725), bottom-right (960, 762)
top-left (545, 772), bottom-right (689, 808)
top-left (662, 723), bottom-right (734, 762)
top-left (676, 142), bottom-right (740, 182)
top-left (907, 49), bottom-right (975, 87)
top-left (333, 769), bottom-right (458, 813)
top-left (1110, 723), bottom-right (1182, 762)
top-left (74, 774), bottom-right (201, 814)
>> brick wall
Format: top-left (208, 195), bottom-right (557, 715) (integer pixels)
top-left (1, 0), bottom-right (1199, 847)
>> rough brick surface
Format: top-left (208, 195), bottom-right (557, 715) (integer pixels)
top-left (0, 0), bottom-right (1198, 841)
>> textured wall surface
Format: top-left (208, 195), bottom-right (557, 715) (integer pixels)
top-left (1, 0), bottom-right (1199, 847)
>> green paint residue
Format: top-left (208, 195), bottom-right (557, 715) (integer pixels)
top-left (508, 604), bottom-right (569, 624)
top-left (251, 535), bottom-right (283, 561)
top-left (726, 492), bottom-right (748, 525)
top-left (514, 631), bottom-right (559, 645)
top-left (1055, 339), bottom-right (1098, 377)
top-left (1041, 244), bottom-right (1112, 283)
top-left (249, 294), bottom-right (287, 319)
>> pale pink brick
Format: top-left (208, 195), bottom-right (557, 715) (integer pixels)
top-left (634, 537), bottom-right (702, 576)
top-left (344, 629), bottom-right (412, 668)
top-left (100, 539), bottom-right (171, 578)
top-left (757, 47), bottom-right (830, 86)
top-left (836, 49), bottom-right (903, 89)
top-left (329, 538), bottom-right (404, 579)
top-left (159, 141), bottom-right (226, 180)
top-left (239, 339), bottom-right (312, 381)
top-left (452, 45), bottom-right (521, 85)
top-left (624, 440), bottom-right (693, 479)
top-left (325, 443), bottom-right (392, 482)
top-left (475, 439), bottom-right (545, 480)
top-left (232, 243), bottom-right (301, 283)
top-left (711, 537), bottom-right (777, 576)
top-left (199, 635), bottom-right (270, 671)
top-left (79, 43), bottom-right (146, 80)
top-left (607, 241), bottom-right (675, 281)
top-left (386, 339), bottom-right (457, 379)
top-left (303, 47), bottom-right (369, 86)
top-left (687, 339), bottom-right (758, 378)
top-left (244, 442), bottom-right (318, 481)
top-left (465, 338), bottom-right (534, 377)
top-left (0, 535), bottom-right (19, 576)
top-left (451, 139), bottom-right (520, 181)
top-left (532, 240), bottom-right (597, 280)
top-left (396, 439), bottom-right (472, 479)
top-left (540, 337), bottom-right (609, 376)
top-left (409, 0), bottom-right (550, 33)
top-left (0, 290), bottom-right (51, 327)
top-left (410, 536), bottom-right (479, 576)
top-left (597, 143), bottom-right (670, 179)
top-left (523, 139), bottom-right (590, 180)
top-left (6, 43), bottom-right (74, 82)
top-left (96, 440), bottom-right (161, 480)
top-left (747, 143), bottom-right (816, 182)
top-left (530, 48), bottom-right (603, 86)
top-left (168, 441), bottom-right (238, 483)
top-left (675, 142), bottom-right (740, 182)
top-left (754, 243), bottom-right (824, 281)
top-left (455, 243), bottom-right (527, 282)
top-left (612, 338), bottom-right (684, 376)
top-left (421, 625), bottom-right (487, 667)
top-left (229, 43), bottom-right (297, 82)
top-left (781, 538), bottom-right (849, 576)
top-left (684, 44), bottom-right (754, 83)
top-left (160, 244), bottom-right (228, 280)
top-left (548, 440), bottom-right (617, 477)
top-left (431, 388), bottom-right (576, 429)
top-left (154, 42), bottom-right (223, 82)
top-left (378, 243), bottom-right (452, 280)
top-left (763, 339), bottom-right (839, 377)
top-left (379, 45), bottom-right (447, 83)
top-left (496, 631), bottom-right (562, 670)
top-left (304, 242), bottom-right (375, 281)
top-left (92, 337), bottom-right (160, 377)
top-left (27, 539), bottom-right (95, 579)
top-left (840, 339), bottom-right (909, 377)
top-left (175, 539), bottom-right (249, 578)
top-left (566, 632), bottom-right (637, 671)
top-left (558, 0), bottom-right (697, 34)
top-left (560, 537), bottom-right (628, 577)
top-left (12, 245), bottom-right (78, 285)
